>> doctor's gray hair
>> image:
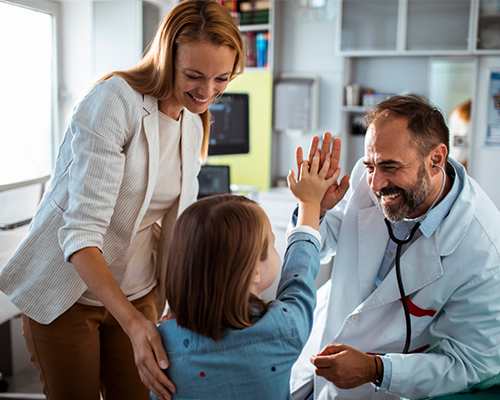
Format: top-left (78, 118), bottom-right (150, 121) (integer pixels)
top-left (362, 94), bottom-right (450, 161)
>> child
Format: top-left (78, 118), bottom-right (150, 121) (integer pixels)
top-left (152, 150), bottom-right (339, 399)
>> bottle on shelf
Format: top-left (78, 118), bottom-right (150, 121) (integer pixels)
top-left (256, 32), bottom-right (268, 67)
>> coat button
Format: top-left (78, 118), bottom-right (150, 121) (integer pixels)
top-left (351, 315), bottom-right (359, 322)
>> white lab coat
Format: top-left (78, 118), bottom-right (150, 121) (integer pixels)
top-left (291, 158), bottom-right (500, 400)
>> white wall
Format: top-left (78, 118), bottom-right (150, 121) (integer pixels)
top-left (470, 56), bottom-right (500, 208)
top-left (59, 1), bottom-right (94, 143)
top-left (273, 1), bottom-right (345, 182)
top-left (57, 0), bottom-right (175, 142)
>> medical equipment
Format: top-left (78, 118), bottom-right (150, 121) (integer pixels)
top-left (383, 164), bottom-right (446, 354)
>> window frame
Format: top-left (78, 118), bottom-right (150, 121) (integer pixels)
top-left (0, 0), bottom-right (61, 184)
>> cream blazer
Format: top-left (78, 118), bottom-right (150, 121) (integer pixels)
top-left (0, 76), bottom-right (203, 324)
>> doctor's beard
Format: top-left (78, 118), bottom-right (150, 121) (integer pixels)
top-left (374, 162), bottom-right (431, 224)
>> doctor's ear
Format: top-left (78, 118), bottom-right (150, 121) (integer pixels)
top-left (429, 143), bottom-right (447, 169)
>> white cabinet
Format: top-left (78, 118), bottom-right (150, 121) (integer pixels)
top-left (476, 0), bottom-right (500, 51)
top-left (338, 0), bottom-right (500, 56)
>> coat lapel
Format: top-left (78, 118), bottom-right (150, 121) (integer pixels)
top-left (357, 206), bottom-right (390, 300)
top-left (360, 227), bottom-right (444, 313)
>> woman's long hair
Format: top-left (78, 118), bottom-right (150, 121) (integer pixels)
top-left (97, 0), bottom-right (244, 158)
top-left (165, 195), bottom-right (269, 341)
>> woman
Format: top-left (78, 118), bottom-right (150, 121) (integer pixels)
top-left (0, 1), bottom-right (244, 400)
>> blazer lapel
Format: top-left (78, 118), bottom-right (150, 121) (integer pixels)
top-left (141, 96), bottom-right (160, 210)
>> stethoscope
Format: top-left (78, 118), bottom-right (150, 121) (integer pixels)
top-left (383, 164), bottom-right (446, 354)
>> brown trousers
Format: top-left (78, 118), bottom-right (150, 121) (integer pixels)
top-left (22, 289), bottom-right (157, 400)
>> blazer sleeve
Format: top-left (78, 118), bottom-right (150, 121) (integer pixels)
top-left (58, 76), bottom-right (143, 260)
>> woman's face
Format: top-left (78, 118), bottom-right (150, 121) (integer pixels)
top-left (160, 41), bottom-right (236, 120)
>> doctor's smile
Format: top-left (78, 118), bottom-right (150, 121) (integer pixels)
top-left (371, 163), bottom-right (432, 223)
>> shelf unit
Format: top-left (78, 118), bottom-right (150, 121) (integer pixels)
top-left (336, 0), bottom-right (500, 57)
top-left (236, 0), bottom-right (275, 72)
top-left (335, 0), bottom-right (498, 171)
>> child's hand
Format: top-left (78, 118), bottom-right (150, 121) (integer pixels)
top-left (288, 149), bottom-right (340, 207)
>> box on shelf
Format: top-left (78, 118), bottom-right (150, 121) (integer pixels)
top-left (362, 92), bottom-right (394, 108)
top-left (240, 9), bottom-right (269, 25)
top-left (239, 1), bottom-right (270, 12)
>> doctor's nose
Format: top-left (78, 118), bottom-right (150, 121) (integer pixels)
top-left (368, 169), bottom-right (388, 193)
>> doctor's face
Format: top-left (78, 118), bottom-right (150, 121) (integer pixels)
top-left (364, 117), bottom-right (433, 223)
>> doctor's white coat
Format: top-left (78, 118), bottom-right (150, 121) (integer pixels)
top-left (291, 158), bottom-right (500, 400)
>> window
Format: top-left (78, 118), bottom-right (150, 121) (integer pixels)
top-left (0, 0), bottom-right (58, 186)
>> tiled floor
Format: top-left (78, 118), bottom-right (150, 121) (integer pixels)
top-left (1, 364), bottom-right (44, 396)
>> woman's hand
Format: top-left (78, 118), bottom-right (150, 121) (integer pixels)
top-left (125, 313), bottom-right (176, 400)
top-left (70, 247), bottom-right (176, 399)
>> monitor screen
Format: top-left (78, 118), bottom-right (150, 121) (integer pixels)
top-left (208, 93), bottom-right (249, 156)
top-left (197, 165), bottom-right (231, 199)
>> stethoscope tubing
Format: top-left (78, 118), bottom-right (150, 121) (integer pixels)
top-left (383, 164), bottom-right (446, 354)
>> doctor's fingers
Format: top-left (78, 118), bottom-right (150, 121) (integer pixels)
top-left (317, 343), bottom-right (348, 356)
top-left (325, 137), bottom-right (342, 179)
top-left (307, 135), bottom-right (321, 165)
top-left (311, 354), bottom-right (336, 369)
top-left (319, 132), bottom-right (333, 166)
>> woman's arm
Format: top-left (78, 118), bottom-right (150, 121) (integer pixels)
top-left (70, 247), bottom-right (176, 400)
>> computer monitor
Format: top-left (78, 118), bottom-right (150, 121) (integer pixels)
top-left (208, 93), bottom-right (249, 156)
top-left (197, 165), bottom-right (231, 199)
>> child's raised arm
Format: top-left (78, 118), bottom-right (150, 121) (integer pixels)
top-left (287, 149), bottom-right (340, 230)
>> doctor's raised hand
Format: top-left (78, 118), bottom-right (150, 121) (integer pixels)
top-left (296, 132), bottom-right (350, 217)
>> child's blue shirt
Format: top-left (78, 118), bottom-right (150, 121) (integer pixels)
top-left (151, 230), bottom-right (321, 400)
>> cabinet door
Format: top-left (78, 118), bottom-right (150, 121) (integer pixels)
top-left (477, 0), bottom-right (500, 50)
top-left (340, 0), bottom-right (399, 52)
top-left (406, 0), bottom-right (470, 51)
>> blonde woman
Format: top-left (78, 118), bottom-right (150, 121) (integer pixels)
top-left (0, 1), bottom-right (243, 399)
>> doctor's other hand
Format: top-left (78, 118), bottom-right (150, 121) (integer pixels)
top-left (125, 314), bottom-right (176, 400)
top-left (296, 133), bottom-right (349, 216)
top-left (310, 344), bottom-right (380, 389)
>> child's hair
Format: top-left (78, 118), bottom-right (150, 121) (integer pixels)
top-left (165, 194), bottom-right (269, 341)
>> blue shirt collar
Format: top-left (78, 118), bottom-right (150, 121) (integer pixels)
top-left (405, 162), bottom-right (460, 239)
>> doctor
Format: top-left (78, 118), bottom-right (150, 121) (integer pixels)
top-left (290, 94), bottom-right (500, 400)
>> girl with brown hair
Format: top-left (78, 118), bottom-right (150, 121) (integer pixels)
top-left (152, 150), bottom-right (340, 399)
top-left (0, 1), bottom-right (243, 399)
